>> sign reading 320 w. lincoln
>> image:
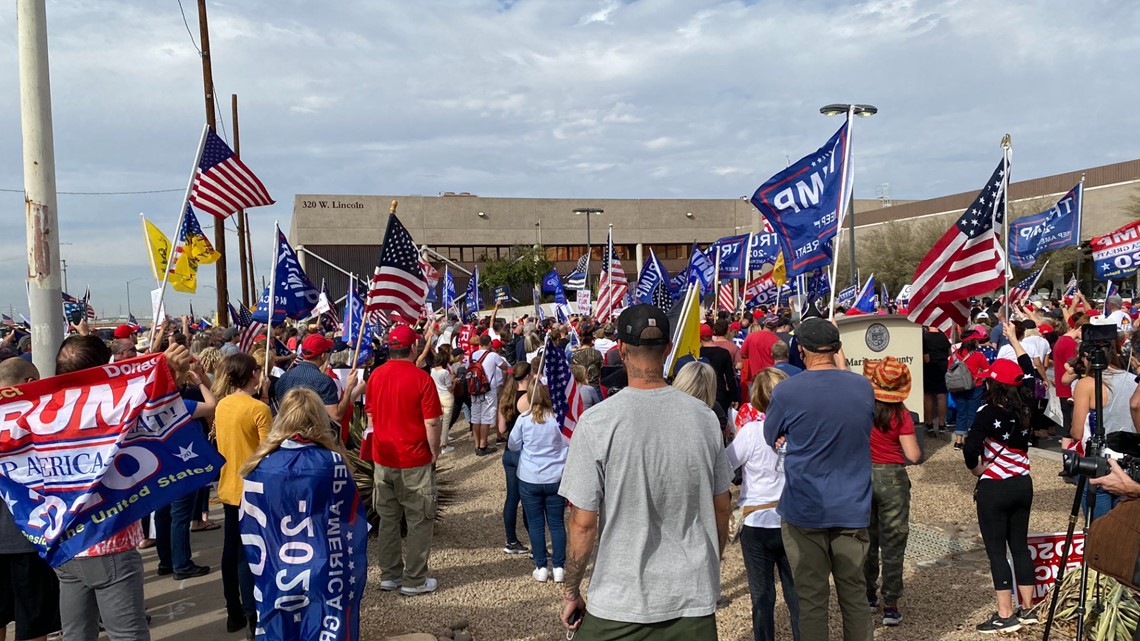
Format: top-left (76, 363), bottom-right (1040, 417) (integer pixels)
top-left (0, 354), bottom-right (223, 566)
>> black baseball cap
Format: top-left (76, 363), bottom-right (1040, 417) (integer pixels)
top-left (797, 318), bottom-right (841, 353)
top-left (617, 305), bottom-right (670, 346)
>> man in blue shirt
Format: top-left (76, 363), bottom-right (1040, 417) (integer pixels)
top-left (764, 318), bottom-right (874, 641)
top-left (275, 334), bottom-right (361, 425)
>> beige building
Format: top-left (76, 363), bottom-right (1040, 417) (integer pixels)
top-left (289, 158), bottom-right (1140, 293)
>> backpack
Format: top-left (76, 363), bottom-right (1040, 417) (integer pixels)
top-left (465, 352), bottom-right (492, 396)
top-left (945, 351), bottom-right (975, 393)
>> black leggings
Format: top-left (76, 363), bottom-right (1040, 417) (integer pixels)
top-left (976, 475), bottom-right (1034, 590)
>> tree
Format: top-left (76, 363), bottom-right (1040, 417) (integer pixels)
top-left (479, 245), bottom-right (554, 302)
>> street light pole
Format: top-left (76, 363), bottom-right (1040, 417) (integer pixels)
top-left (820, 103), bottom-right (877, 288)
top-left (572, 208), bottom-right (604, 285)
top-left (126, 277), bottom-right (143, 317)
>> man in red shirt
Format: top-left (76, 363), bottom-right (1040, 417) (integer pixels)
top-left (367, 325), bottom-right (443, 596)
top-left (1052, 313), bottom-right (1085, 441)
top-left (739, 315), bottom-right (780, 396)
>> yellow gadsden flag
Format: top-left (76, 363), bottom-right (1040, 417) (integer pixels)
top-left (771, 249), bottom-right (787, 287)
top-left (665, 283), bottom-right (703, 377)
top-left (142, 215), bottom-right (196, 293)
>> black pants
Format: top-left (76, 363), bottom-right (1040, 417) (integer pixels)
top-left (221, 504), bottom-right (255, 620)
top-left (975, 475), bottom-right (1034, 590)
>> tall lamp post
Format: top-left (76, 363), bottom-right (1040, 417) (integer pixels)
top-left (572, 207), bottom-right (604, 283)
top-left (820, 103), bottom-right (877, 287)
top-left (126, 277), bottom-right (144, 318)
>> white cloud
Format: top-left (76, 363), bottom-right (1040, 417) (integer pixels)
top-left (0, 0), bottom-right (1138, 313)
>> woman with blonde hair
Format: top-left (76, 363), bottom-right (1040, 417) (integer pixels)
top-left (239, 389), bottom-right (368, 640)
top-left (675, 360), bottom-right (729, 439)
top-left (212, 352), bottom-right (271, 636)
top-left (196, 346), bottom-right (224, 383)
top-left (726, 367), bottom-right (800, 641)
top-left (507, 380), bottom-right (569, 582)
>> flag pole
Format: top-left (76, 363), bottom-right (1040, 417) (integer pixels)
top-left (713, 242), bottom-right (721, 313)
top-left (146, 124), bottom-right (209, 347)
top-left (1075, 173), bottom-right (1086, 286)
top-left (263, 221), bottom-right (280, 379)
top-left (1001, 134), bottom-right (1013, 311)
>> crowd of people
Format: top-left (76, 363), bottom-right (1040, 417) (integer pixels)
top-left (3, 284), bottom-right (1140, 641)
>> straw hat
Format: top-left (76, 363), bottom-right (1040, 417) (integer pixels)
top-left (865, 356), bottom-right (911, 403)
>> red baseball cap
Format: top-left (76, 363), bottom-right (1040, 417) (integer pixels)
top-left (388, 325), bottom-right (418, 349)
top-left (491, 339), bottom-right (504, 350)
top-left (729, 321), bottom-right (741, 332)
top-left (962, 327), bottom-right (988, 342)
top-left (988, 359), bottom-right (1024, 386)
top-left (114, 324), bottom-right (137, 339)
top-left (699, 324), bottom-right (713, 339)
top-left (301, 334), bottom-right (334, 358)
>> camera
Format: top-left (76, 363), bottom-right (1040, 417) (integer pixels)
top-left (1078, 319), bottom-right (1119, 364)
top-left (1061, 431), bottom-right (1140, 482)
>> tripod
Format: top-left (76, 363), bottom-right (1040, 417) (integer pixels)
top-left (1042, 348), bottom-right (1108, 641)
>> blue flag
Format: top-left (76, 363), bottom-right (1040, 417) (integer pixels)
top-left (555, 304), bottom-right (569, 324)
top-left (241, 442), bottom-right (368, 641)
top-left (748, 224), bottom-right (782, 265)
top-left (1009, 183), bottom-right (1082, 269)
top-left (465, 267), bottom-right (483, 317)
top-left (806, 269), bottom-right (831, 303)
top-left (635, 250), bottom-right (671, 304)
top-left (836, 284), bottom-right (859, 307)
top-left (253, 227), bottom-right (320, 323)
top-left (687, 243), bottom-right (716, 294)
top-left (541, 269), bottom-right (568, 306)
top-left (342, 287), bottom-right (373, 367)
top-left (714, 234), bottom-right (750, 280)
top-left (0, 353), bottom-right (224, 566)
top-left (442, 268), bottom-right (457, 317)
top-left (751, 119), bottom-right (852, 278)
top-left (854, 274), bottom-right (877, 313)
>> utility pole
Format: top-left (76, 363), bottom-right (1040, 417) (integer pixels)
top-left (232, 93), bottom-right (250, 310)
top-left (197, 0), bottom-right (229, 326)
top-left (18, 0), bottom-right (65, 376)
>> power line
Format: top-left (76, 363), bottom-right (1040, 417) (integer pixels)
top-left (0, 187), bottom-right (183, 195)
top-left (176, 0), bottom-right (202, 55)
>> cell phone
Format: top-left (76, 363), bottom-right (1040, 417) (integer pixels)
top-left (567, 608), bottom-right (583, 626)
top-left (68, 309), bottom-right (84, 325)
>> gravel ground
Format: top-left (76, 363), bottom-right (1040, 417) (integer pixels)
top-left (363, 424), bottom-right (1082, 641)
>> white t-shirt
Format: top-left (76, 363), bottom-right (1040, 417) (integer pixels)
top-left (725, 418), bottom-right (784, 529)
top-left (1107, 310), bottom-right (1130, 331)
top-left (472, 349), bottom-right (507, 389)
top-left (594, 338), bottom-right (617, 356)
top-left (1022, 335), bottom-right (1051, 364)
top-left (431, 367), bottom-right (453, 400)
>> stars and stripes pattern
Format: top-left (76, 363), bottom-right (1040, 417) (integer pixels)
top-left (189, 130), bottom-right (274, 219)
top-left (543, 336), bottom-right (584, 443)
top-left (366, 214), bottom-right (428, 323)
top-left (566, 254), bottom-right (589, 290)
top-left (980, 437), bottom-right (1030, 480)
top-left (907, 158), bottom-right (1010, 334)
top-left (229, 302), bottom-right (266, 353)
top-left (595, 230), bottom-right (628, 321)
top-left (651, 282), bottom-right (673, 312)
top-left (717, 284), bottom-right (735, 312)
top-left (1063, 275), bottom-right (1078, 299)
top-left (1009, 264), bottom-right (1046, 305)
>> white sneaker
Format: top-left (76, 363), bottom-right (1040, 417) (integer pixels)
top-left (440, 446), bottom-right (455, 455)
top-left (552, 567), bottom-right (564, 583)
top-left (399, 578), bottom-right (438, 596)
top-left (379, 578), bottom-right (402, 591)
top-left (532, 567), bottom-right (550, 582)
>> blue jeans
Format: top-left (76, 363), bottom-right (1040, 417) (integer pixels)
top-left (741, 525), bottom-right (801, 641)
top-left (155, 490), bottom-right (198, 573)
top-left (519, 479), bottom-right (566, 569)
top-left (1084, 485), bottom-right (1122, 521)
top-left (952, 386), bottom-right (985, 436)
top-left (502, 449), bottom-right (528, 545)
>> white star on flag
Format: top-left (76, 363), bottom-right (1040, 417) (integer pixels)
top-left (174, 443), bottom-right (198, 462)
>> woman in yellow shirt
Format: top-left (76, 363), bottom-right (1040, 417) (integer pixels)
top-left (212, 352), bottom-right (271, 636)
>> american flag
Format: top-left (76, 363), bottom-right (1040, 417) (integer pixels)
top-left (229, 302), bottom-right (266, 353)
top-left (1009, 264), bottom-right (1046, 305)
top-left (595, 229), bottom-right (628, 320)
top-left (1063, 274), bottom-right (1078, 299)
top-left (189, 129), bottom-right (274, 219)
top-left (717, 284), bottom-right (735, 312)
top-left (651, 282), bottom-right (673, 312)
top-left (907, 158), bottom-right (1009, 333)
top-left (366, 214), bottom-right (427, 323)
top-left (566, 254), bottom-right (589, 290)
top-left (543, 336), bottom-right (584, 442)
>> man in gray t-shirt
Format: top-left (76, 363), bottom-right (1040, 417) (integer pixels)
top-left (559, 305), bottom-right (733, 639)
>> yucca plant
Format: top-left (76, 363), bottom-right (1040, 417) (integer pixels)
top-left (343, 413), bottom-right (456, 538)
top-left (1031, 568), bottom-right (1140, 640)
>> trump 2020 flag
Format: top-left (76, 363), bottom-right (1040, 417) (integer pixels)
top-left (241, 441), bottom-right (367, 641)
top-left (635, 250), bottom-right (670, 305)
top-left (714, 234), bottom-right (750, 280)
top-left (751, 119), bottom-right (853, 279)
top-left (466, 267), bottom-right (483, 317)
top-left (687, 243), bottom-right (716, 294)
top-left (0, 354), bottom-right (224, 566)
top-left (254, 226), bottom-right (320, 323)
top-left (442, 268), bottom-right (457, 317)
top-left (1008, 182), bottom-right (1082, 269)
top-left (749, 218), bottom-right (781, 265)
top-left (1091, 220), bottom-right (1140, 282)
top-left (342, 286), bottom-right (374, 367)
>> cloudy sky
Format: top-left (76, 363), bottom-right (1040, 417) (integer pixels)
top-left (1, 0), bottom-right (1137, 318)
